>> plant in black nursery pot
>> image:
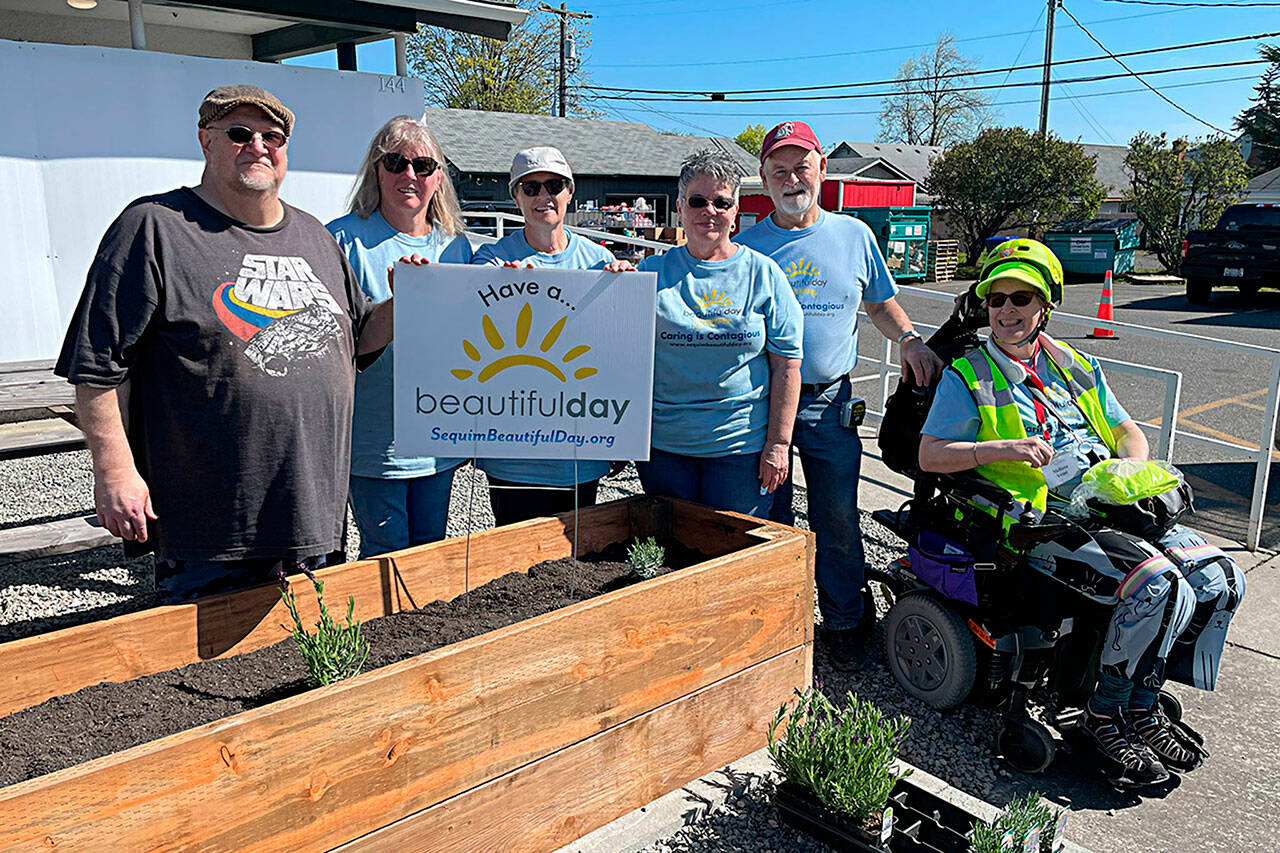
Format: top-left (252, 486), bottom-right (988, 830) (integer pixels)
top-left (768, 687), bottom-right (912, 848)
top-left (969, 792), bottom-right (1066, 853)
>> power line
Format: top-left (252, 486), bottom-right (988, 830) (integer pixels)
top-left (1096, 0), bottom-right (1280, 6)
top-left (582, 58), bottom-right (1266, 102)
top-left (616, 73), bottom-right (1258, 118)
top-left (583, 30), bottom-right (1277, 97)
top-left (590, 7), bottom-right (1188, 69)
top-left (1058, 3), bottom-right (1240, 135)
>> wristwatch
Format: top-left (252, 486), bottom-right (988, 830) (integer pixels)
top-left (896, 329), bottom-right (922, 345)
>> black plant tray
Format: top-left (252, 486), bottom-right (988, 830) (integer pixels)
top-left (775, 777), bottom-right (976, 853)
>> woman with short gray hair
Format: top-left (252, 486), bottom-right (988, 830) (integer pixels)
top-left (636, 149), bottom-right (803, 516)
top-left (327, 114), bottom-right (472, 557)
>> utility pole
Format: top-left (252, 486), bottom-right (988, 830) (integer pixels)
top-left (540, 3), bottom-right (591, 117)
top-left (1038, 0), bottom-right (1058, 135)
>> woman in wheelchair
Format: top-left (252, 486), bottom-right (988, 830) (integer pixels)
top-left (917, 239), bottom-right (1245, 789)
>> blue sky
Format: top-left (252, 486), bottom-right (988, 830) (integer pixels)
top-left (288, 0), bottom-right (1280, 149)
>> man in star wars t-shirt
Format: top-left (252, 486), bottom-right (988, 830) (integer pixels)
top-left (56, 85), bottom-right (394, 602)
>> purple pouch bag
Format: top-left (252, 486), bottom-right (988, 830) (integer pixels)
top-left (908, 529), bottom-right (979, 606)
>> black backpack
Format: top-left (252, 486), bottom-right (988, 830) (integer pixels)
top-left (878, 284), bottom-right (988, 478)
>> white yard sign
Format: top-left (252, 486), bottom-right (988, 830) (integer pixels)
top-left (395, 264), bottom-right (656, 461)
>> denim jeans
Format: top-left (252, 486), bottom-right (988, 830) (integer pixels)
top-left (770, 377), bottom-right (866, 630)
top-left (348, 468), bottom-right (458, 559)
top-left (637, 447), bottom-right (774, 518)
top-left (154, 553), bottom-right (329, 605)
top-left (486, 476), bottom-right (600, 526)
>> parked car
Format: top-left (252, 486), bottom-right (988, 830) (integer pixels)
top-left (461, 200), bottom-right (520, 237)
top-left (1180, 203), bottom-right (1280, 304)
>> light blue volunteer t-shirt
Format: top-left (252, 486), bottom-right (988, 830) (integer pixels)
top-left (471, 228), bottom-right (616, 485)
top-left (638, 244), bottom-right (804, 457)
top-left (327, 210), bottom-right (474, 479)
top-left (735, 210), bottom-right (896, 384)
top-left (922, 344), bottom-right (1131, 488)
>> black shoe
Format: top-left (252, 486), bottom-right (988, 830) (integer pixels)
top-left (1127, 706), bottom-right (1206, 773)
top-left (1079, 708), bottom-right (1170, 788)
top-left (821, 619), bottom-right (873, 672)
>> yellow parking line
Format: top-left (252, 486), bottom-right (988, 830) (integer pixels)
top-left (1175, 388), bottom-right (1269, 420)
top-left (1178, 418), bottom-right (1280, 461)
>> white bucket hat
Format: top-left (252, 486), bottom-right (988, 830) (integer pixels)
top-left (509, 146), bottom-right (574, 195)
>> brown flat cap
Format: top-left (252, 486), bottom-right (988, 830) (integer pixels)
top-left (198, 84), bottom-right (294, 137)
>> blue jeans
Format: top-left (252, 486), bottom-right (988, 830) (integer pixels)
top-left (154, 553), bottom-right (329, 605)
top-left (771, 377), bottom-right (866, 630)
top-left (348, 468), bottom-right (457, 559)
top-left (637, 448), bottom-right (774, 518)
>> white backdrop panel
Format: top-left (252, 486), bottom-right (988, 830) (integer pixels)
top-left (1, 38), bottom-right (427, 362)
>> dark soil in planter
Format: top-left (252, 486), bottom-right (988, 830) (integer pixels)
top-left (0, 542), bottom-right (705, 789)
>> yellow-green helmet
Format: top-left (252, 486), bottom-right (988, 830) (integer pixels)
top-left (975, 239), bottom-right (1064, 306)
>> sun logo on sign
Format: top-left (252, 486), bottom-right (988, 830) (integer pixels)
top-left (451, 302), bottom-right (597, 383)
top-left (695, 289), bottom-right (733, 309)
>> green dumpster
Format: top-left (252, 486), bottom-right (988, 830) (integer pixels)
top-left (845, 206), bottom-right (932, 281)
top-left (1044, 218), bottom-right (1138, 277)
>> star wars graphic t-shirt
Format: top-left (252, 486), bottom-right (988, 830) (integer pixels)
top-left (56, 188), bottom-right (376, 561)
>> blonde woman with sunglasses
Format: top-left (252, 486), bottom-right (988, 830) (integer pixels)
top-left (326, 115), bottom-right (472, 558)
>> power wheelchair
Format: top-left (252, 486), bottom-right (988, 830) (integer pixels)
top-left (869, 285), bottom-right (1192, 775)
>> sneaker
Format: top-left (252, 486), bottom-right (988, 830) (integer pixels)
top-left (1079, 708), bottom-right (1170, 788)
top-left (821, 620), bottom-right (872, 672)
top-left (1128, 706), bottom-right (1205, 773)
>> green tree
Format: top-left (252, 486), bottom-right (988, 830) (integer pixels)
top-left (406, 1), bottom-right (595, 115)
top-left (1234, 44), bottom-right (1280, 174)
top-left (1124, 132), bottom-right (1249, 271)
top-left (877, 33), bottom-right (996, 147)
top-left (735, 123), bottom-right (767, 157)
top-left (922, 127), bottom-right (1104, 263)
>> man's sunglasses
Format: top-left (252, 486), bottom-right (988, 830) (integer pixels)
top-left (518, 177), bottom-right (569, 196)
top-left (380, 152), bottom-right (439, 176)
top-left (212, 125), bottom-right (288, 149)
top-left (685, 194), bottom-right (736, 210)
top-left (985, 291), bottom-right (1039, 308)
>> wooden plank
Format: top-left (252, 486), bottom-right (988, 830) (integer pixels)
top-left (336, 646), bottom-right (812, 853)
top-left (0, 531), bottom-right (812, 852)
top-left (0, 362), bottom-right (72, 410)
top-left (0, 515), bottom-right (116, 568)
top-left (0, 418), bottom-right (85, 460)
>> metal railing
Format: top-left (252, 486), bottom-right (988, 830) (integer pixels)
top-left (463, 211), bottom-right (675, 253)
top-left (860, 284), bottom-right (1279, 551)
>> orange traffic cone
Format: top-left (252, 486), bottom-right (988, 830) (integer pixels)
top-left (1088, 270), bottom-right (1117, 339)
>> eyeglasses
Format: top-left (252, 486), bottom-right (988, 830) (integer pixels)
top-left (380, 152), bottom-right (439, 176)
top-left (986, 291), bottom-right (1039, 308)
top-left (211, 125), bottom-right (288, 149)
top-left (685, 194), bottom-right (736, 210)
top-left (518, 177), bottom-right (569, 196)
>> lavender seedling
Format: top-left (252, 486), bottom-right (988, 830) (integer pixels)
top-left (969, 792), bottom-right (1063, 853)
top-left (768, 688), bottom-right (912, 829)
top-left (280, 578), bottom-right (370, 686)
top-left (627, 537), bottom-right (665, 580)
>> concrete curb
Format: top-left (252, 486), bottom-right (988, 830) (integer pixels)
top-left (557, 748), bottom-right (1093, 852)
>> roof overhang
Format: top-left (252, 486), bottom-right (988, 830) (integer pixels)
top-left (3, 0), bottom-right (528, 60)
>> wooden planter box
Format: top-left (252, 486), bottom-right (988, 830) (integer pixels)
top-left (0, 496), bottom-right (813, 851)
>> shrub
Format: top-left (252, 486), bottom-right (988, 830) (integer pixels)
top-left (281, 579), bottom-right (370, 686)
top-left (767, 688), bottom-right (912, 827)
top-left (627, 536), bottom-right (665, 580)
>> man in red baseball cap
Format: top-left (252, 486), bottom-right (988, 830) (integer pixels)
top-left (736, 120), bottom-right (942, 670)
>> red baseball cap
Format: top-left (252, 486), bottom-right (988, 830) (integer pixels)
top-left (759, 120), bottom-right (821, 163)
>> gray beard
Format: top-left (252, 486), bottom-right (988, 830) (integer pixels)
top-left (237, 171), bottom-right (277, 192)
top-left (776, 190), bottom-right (815, 216)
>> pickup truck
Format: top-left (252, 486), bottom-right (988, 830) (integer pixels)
top-left (1180, 203), bottom-right (1280, 304)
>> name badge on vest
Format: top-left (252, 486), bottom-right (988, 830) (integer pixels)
top-left (1041, 449), bottom-right (1084, 489)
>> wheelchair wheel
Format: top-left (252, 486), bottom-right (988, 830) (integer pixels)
top-left (884, 593), bottom-right (976, 709)
top-left (1158, 690), bottom-right (1184, 723)
top-left (997, 718), bottom-right (1056, 774)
